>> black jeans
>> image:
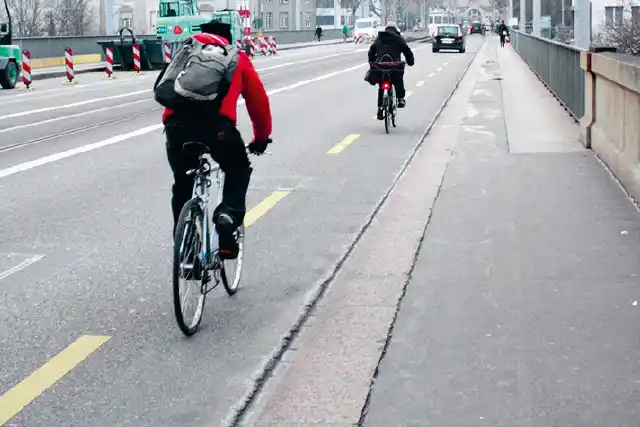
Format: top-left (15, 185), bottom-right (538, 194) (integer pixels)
top-left (500, 35), bottom-right (506, 47)
top-left (377, 74), bottom-right (406, 108)
top-left (165, 117), bottom-right (252, 232)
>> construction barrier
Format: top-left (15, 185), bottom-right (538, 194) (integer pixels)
top-left (21, 50), bottom-right (32, 89)
top-left (63, 47), bottom-right (76, 84)
top-left (104, 47), bottom-right (114, 79)
top-left (163, 43), bottom-right (172, 63)
top-left (132, 44), bottom-right (141, 74)
top-left (249, 36), bottom-right (278, 57)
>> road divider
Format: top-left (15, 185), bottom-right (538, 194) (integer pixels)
top-left (0, 335), bottom-right (111, 425)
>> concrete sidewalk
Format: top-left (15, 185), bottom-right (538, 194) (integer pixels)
top-left (362, 36), bottom-right (640, 426)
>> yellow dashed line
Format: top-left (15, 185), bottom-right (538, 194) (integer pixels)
top-left (0, 335), bottom-right (111, 425)
top-left (244, 189), bottom-right (292, 227)
top-left (416, 81), bottom-right (425, 87)
top-left (327, 134), bottom-right (360, 155)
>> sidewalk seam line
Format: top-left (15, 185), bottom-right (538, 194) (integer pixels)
top-left (356, 38), bottom-right (484, 427)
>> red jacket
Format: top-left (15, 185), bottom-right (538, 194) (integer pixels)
top-left (162, 33), bottom-right (272, 142)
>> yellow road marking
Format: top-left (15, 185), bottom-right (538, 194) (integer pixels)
top-left (416, 81), bottom-right (425, 87)
top-left (327, 134), bottom-right (360, 154)
top-left (244, 189), bottom-right (291, 227)
top-left (0, 335), bottom-right (110, 425)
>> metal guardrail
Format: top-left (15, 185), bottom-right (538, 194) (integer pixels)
top-left (511, 31), bottom-right (585, 120)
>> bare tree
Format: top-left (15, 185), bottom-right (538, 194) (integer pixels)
top-left (593, 1), bottom-right (640, 56)
top-left (341, 0), bottom-right (364, 17)
top-left (369, 0), bottom-right (394, 20)
top-left (6, 0), bottom-right (44, 37)
top-left (55, 0), bottom-right (93, 36)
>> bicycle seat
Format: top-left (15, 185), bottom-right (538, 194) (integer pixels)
top-left (183, 141), bottom-right (210, 155)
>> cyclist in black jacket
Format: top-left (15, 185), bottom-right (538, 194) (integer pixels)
top-left (368, 22), bottom-right (415, 120)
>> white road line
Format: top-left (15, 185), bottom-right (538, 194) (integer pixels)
top-left (256, 53), bottom-right (342, 72)
top-left (0, 255), bottom-right (45, 281)
top-left (0, 63), bottom-right (368, 180)
top-left (0, 76), bottom-right (152, 103)
top-left (0, 99), bottom-right (151, 134)
top-left (428, 72), bottom-right (435, 77)
top-left (436, 67), bottom-right (443, 72)
top-left (0, 90), bottom-right (150, 120)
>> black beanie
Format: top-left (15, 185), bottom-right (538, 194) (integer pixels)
top-left (200, 20), bottom-right (233, 43)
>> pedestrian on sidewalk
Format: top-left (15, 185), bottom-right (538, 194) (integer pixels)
top-left (342, 24), bottom-right (349, 43)
top-left (315, 25), bottom-right (323, 42)
top-left (498, 20), bottom-right (509, 47)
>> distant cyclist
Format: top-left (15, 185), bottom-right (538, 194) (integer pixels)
top-left (367, 22), bottom-right (415, 120)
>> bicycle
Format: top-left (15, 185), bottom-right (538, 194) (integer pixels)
top-left (172, 141), bottom-right (263, 336)
top-left (371, 61), bottom-right (406, 134)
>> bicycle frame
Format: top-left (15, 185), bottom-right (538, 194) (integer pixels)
top-left (188, 155), bottom-right (224, 268)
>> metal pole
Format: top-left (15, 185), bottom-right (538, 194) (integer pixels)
top-left (574, 0), bottom-right (590, 49)
top-left (519, 0), bottom-right (525, 30)
top-left (561, 0), bottom-right (565, 27)
top-left (532, 0), bottom-right (540, 36)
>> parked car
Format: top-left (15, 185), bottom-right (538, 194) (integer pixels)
top-left (432, 25), bottom-right (466, 53)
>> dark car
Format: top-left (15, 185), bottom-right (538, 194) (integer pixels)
top-left (470, 22), bottom-right (482, 34)
top-left (432, 25), bottom-right (465, 53)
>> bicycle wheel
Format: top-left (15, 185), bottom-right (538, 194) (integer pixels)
top-left (391, 100), bottom-right (397, 128)
top-left (383, 96), bottom-right (390, 134)
top-left (173, 199), bottom-right (207, 336)
top-left (221, 224), bottom-right (245, 295)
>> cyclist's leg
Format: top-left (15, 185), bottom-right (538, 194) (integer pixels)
top-left (209, 120), bottom-right (252, 258)
top-left (394, 73), bottom-right (406, 108)
top-left (165, 121), bottom-right (199, 236)
top-left (377, 86), bottom-right (385, 119)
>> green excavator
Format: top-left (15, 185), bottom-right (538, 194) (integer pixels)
top-left (0, 0), bottom-right (22, 89)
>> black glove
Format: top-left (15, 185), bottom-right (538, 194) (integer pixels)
top-left (248, 138), bottom-right (271, 155)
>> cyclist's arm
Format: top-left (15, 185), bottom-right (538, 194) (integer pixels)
top-left (239, 53), bottom-right (272, 141)
top-left (401, 42), bottom-right (415, 66)
top-left (368, 43), bottom-right (377, 62)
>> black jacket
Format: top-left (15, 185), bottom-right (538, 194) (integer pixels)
top-left (498, 23), bottom-right (509, 36)
top-left (368, 29), bottom-right (415, 66)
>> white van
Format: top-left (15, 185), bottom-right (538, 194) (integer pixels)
top-left (353, 18), bottom-right (380, 42)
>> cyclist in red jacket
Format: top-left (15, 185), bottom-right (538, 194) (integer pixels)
top-left (163, 21), bottom-right (272, 259)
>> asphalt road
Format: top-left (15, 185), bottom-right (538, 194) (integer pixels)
top-left (0, 36), bottom-right (485, 427)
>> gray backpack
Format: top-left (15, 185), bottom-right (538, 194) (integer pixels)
top-left (154, 36), bottom-right (239, 111)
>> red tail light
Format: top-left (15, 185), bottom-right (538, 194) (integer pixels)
top-left (381, 81), bottom-right (391, 90)
top-left (174, 25), bottom-right (183, 34)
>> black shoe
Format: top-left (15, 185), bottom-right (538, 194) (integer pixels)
top-left (377, 108), bottom-right (384, 120)
top-left (397, 98), bottom-right (406, 108)
top-left (215, 213), bottom-right (239, 260)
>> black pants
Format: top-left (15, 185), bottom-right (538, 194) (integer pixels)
top-left (500, 35), bottom-right (506, 47)
top-left (165, 117), bottom-right (252, 231)
top-left (377, 74), bottom-right (406, 108)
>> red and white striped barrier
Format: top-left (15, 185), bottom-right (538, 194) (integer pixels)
top-left (21, 50), bottom-right (32, 89)
top-left (249, 37), bottom-right (256, 57)
top-left (64, 47), bottom-right (76, 84)
top-left (104, 47), bottom-right (114, 79)
top-left (267, 36), bottom-right (277, 55)
top-left (132, 44), bottom-right (141, 74)
top-left (258, 37), bottom-right (268, 55)
top-left (163, 43), bottom-right (172, 63)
